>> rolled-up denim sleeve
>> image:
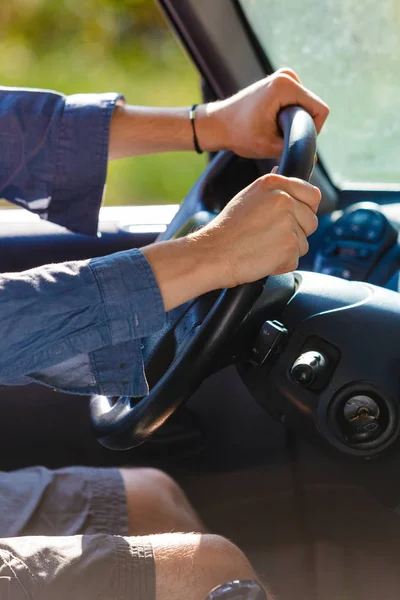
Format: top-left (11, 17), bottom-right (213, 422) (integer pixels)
top-left (0, 88), bottom-right (124, 235)
top-left (0, 249), bottom-right (165, 397)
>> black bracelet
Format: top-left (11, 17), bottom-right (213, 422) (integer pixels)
top-left (189, 104), bottom-right (204, 154)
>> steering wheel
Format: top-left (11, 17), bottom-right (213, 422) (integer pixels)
top-left (90, 105), bottom-right (317, 450)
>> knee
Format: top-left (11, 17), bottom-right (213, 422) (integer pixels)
top-left (123, 467), bottom-right (178, 497)
top-left (152, 533), bottom-right (261, 600)
top-left (122, 467), bottom-right (184, 513)
top-left (197, 534), bottom-right (255, 583)
top-left (120, 468), bottom-right (203, 535)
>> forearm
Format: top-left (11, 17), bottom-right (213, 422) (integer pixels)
top-left (108, 103), bottom-right (226, 159)
top-left (109, 71), bottom-right (329, 162)
top-left (141, 234), bottom-right (224, 312)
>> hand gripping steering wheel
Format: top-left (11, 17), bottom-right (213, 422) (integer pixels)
top-left (90, 105), bottom-right (317, 450)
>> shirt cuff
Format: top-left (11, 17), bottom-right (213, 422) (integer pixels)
top-left (89, 248), bottom-right (165, 344)
top-left (48, 92), bottom-right (125, 235)
top-left (89, 248), bottom-right (165, 396)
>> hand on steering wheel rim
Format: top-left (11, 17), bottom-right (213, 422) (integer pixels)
top-left (90, 105), bottom-right (317, 450)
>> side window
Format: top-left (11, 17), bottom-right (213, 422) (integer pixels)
top-left (0, 0), bottom-right (205, 208)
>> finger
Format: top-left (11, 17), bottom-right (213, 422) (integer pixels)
top-left (278, 75), bottom-right (330, 134)
top-left (291, 196), bottom-right (319, 237)
top-left (262, 174), bottom-right (321, 213)
top-left (293, 226), bottom-right (309, 257)
top-left (275, 67), bottom-right (302, 85)
top-left (271, 165), bottom-right (279, 174)
top-left (285, 177), bottom-right (321, 213)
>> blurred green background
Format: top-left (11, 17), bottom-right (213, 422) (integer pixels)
top-left (0, 0), bottom-right (204, 206)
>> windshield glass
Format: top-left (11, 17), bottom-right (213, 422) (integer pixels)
top-left (239, 0), bottom-right (400, 188)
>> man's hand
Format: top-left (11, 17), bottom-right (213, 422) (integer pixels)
top-left (142, 173), bottom-right (321, 311)
top-left (198, 173), bottom-right (320, 287)
top-left (197, 68), bottom-right (330, 158)
top-left (109, 68), bottom-right (328, 160)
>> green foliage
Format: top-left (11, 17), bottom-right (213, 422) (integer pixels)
top-left (0, 0), bottom-right (204, 206)
top-left (0, 0), bottom-right (166, 56)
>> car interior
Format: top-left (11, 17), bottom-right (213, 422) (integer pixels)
top-left (3, 1), bottom-right (400, 598)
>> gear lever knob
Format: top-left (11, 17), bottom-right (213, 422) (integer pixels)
top-left (205, 579), bottom-right (266, 600)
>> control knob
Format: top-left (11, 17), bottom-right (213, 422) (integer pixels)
top-left (291, 351), bottom-right (326, 387)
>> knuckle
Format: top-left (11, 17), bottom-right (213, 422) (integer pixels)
top-left (274, 73), bottom-right (292, 90)
top-left (277, 66), bottom-right (299, 79)
top-left (260, 173), bottom-right (281, 189)
top-left (275, 191), bottom-right (294, 211)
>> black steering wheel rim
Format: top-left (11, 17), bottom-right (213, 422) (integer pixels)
top-left (90, 105), bottom-right (317, 450)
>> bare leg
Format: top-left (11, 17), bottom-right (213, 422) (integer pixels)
top-left (120, 468), bottom-right (204, 535)
top-left (151, 533), bottom-right (273, 600)
top-left (120, 470), bottom-right (274, 598)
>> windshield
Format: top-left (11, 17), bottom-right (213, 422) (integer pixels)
top-left (239, 0), bottom-right (400, 188)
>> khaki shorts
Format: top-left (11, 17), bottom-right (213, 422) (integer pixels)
top-left (0, 466), bottom-right (155, 599)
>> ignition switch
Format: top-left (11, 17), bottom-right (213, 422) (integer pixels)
top-left (343, 395), bottom-right (381, 443)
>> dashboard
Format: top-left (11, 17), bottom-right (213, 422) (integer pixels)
top-left (305, 202), bottom-right (400, 291)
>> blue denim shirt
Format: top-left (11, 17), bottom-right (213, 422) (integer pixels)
top-left (0, 88), bottom-right (166, 396)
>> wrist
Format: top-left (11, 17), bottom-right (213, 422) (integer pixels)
top-left (195, 102), bottom-right (229, 153)
top-left (142, 234), bottom-right (227, 312)
top-left (189, 228), bottom-right (235, 290)
top-left (185, 231), bottom-right (231, 293)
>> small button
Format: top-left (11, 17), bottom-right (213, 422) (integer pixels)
top-left (366, 229), bottom-right (379, 241)
top-left (341, 269), bottom-right (352, 279)
top-left (357, 247), bottom-right (372, 260)
top-left (334, 225), bottom-right (345, 237)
